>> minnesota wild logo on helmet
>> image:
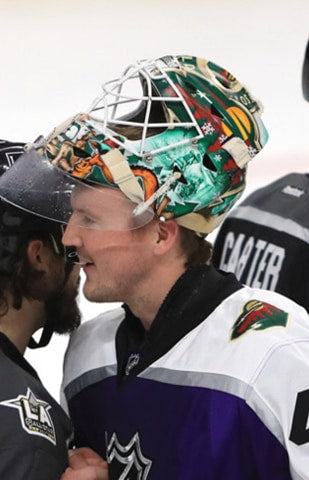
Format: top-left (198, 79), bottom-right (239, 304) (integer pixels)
top-left (31, 54), bottom-right (268, 235)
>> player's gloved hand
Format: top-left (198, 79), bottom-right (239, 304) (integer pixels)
top-left (60, 447), bottom-right (109, 480)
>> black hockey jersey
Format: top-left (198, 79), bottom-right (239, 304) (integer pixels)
top-left (213, 173), bottom-right (309, 310)
top-left (0, 333), bottom-right (72, 479)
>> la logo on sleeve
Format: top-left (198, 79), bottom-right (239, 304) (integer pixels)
top-left (0, 387), bottom-right (56, 445)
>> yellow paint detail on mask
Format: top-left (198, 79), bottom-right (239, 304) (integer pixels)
top-left (222, 107), bottom-right (251, 140)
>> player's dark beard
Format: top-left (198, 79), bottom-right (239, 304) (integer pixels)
top-left (44, 271), bottom-right (81, 335)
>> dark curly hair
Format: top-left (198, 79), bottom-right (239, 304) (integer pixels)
top-left (0, 232), bottom-right (57, 316)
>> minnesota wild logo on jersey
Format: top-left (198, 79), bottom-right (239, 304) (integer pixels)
top-left (231, 300), bottom-right (289, 340)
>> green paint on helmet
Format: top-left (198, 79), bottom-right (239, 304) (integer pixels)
top-left (43, 54), bottom-right (268, 234)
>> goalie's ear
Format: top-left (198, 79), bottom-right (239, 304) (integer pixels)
top-left (154, 219), bottom-right (179, 253)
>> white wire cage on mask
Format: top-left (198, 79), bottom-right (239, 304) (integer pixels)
top-left (86, 57), bottom-right (204, 158)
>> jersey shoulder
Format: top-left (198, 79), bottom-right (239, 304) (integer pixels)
top-left (70, 306), bottom-right (125, 348)
top-left (149, 287), bottom-right (309, 385)
top-left (62, 306), bottom-right (125, 390)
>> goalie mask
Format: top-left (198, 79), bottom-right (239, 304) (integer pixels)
top-left (0, 55), bottom-right (268, 235)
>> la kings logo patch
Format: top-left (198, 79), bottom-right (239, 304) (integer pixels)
top-left (231, 300), bottom-right (288, 340)
top-left (106, 432), bottom-right (152, 479)
top-left (0, 387), bottom-right (56, 444)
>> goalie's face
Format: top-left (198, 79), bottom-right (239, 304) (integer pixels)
top-left (68, 184), bottom-right (151, 232)
top-left (62, 186), bottom-right (157, 304)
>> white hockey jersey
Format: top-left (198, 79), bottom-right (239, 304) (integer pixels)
top-left (62, 266), bottom-right (309, 479)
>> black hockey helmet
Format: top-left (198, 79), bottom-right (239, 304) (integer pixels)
top-left (0, 140), bottom-right (77, 348)
top-left (0, 140), bottom-right (67, 274)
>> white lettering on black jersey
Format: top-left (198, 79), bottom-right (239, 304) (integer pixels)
top-left (218, 231), bottom-right (285, 290)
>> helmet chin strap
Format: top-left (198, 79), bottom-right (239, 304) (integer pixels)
top-left (102, 149), bottom-right (145, 204)
top-left (28, 324), bottom-right (54, 349)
